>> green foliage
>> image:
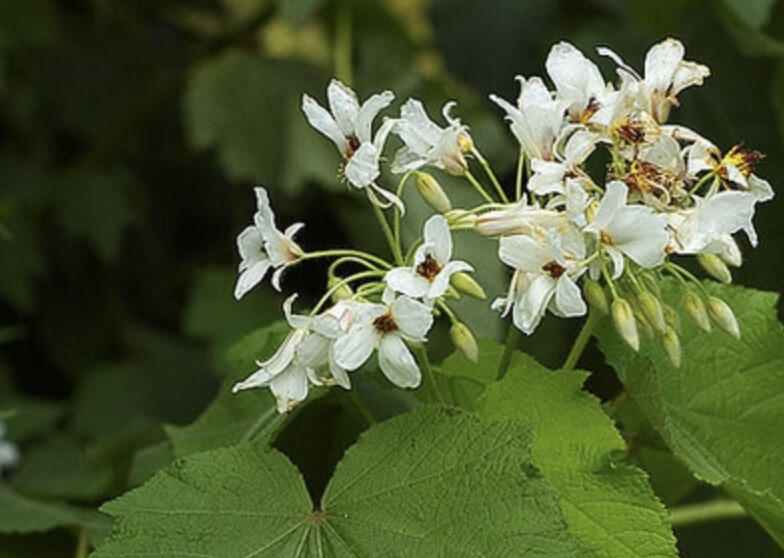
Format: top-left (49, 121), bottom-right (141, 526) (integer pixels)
top-left (94, 406), bottom-right (580, 557)
top-left (596, 281), bottom-right (784, 546)
top-left (0, 484), bottom-right (104, 536)
top-left (720, 0), bottom-right (778, 29)
top-left (453, 341), bottom-right (678, 557)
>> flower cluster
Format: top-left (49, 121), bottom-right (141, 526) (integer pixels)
top-left (231, 38), bottom-right (773, 412)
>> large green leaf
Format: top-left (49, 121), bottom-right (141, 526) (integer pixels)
top-left (467, 342), bottom-right (677, 557)
top-left (164, 321), bottom-right (290, 457)
top-left (0, 485), bottom-right (106, 537)
top-left (94, 406), bottom-right (580, 557)
top-left (596, 281), bottom-right (784, 546)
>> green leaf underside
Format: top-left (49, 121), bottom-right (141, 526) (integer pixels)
top-left (94, 407), bottom-right (580, 557)
top-left (465, 342), bottom-right (677, 557)
top-left (164, 322), bottom-right (289, 457)
top-left (596, 281), bottom-right (784, 547)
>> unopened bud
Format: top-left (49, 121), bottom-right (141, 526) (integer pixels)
top-left (662, 304), bottom-right (681, 333)
top-left (698, 253), bottom-right (732, 284)
top-left (638, 291), bottom-right (666, 334)
top-left (457, 131), bottom-right (473, 153)
top-left (450, 321), bottom-right (478, 362)
top-left (635, 310), bottom-right (654, 341)
top-left (612, 298), bottom-right (639, 351)
top-left (415, 172), bottom-right (452, 213)
top-left (641, 273), bottom-right (661, 298)
top-left (683, 291), bottom-right (711, 332)
top-left (583, 280), bottom-right (608, 314)
top-left (451, 271), bottom-right (486, 300)
top-left (328, 276), bottom-right (353, 302)
top-left (585, 200), bottom-right (600, 224)
top-left (661, 325), bottom-right (682, 368)
top-left (444, 285), bottom-right (461, 300)
top-left (707, 296), bottom-right (740, 339)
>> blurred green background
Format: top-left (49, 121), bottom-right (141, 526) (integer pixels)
top-left (0, 0), bottom-right (782, 555)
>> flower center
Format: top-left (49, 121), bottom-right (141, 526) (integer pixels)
top-left (721, 144), bottom-right (763, 181)
top-left (579, 98), bottom-right (601, 123)
top-left (344, 134), bottom-right (361, 160)
top-left (415, 254), bottom-right (443, 282)
top-left (542, 260), bottom-right (566, 279)
top-left (372, 311), bottom-right (398, 334)
top-left (599, 229), bottom-right (614, 246)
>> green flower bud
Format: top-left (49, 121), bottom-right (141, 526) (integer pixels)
top-left (327, 276), bottom-right (353, 302)
top-left (450, 321), bottom-right (478, 362)
top-left (415, 172), bottom-right (452, 213)
top-left (638, 290), bottom-right (666, 334)
top-left (707, 296), bottom-right (740, 339)
top-left (697, 253), bottom-right (732, 284)
top-left (450, 271), bottom-right (486, 300)
top-left (612, 298), bottom-right (640, 351)
top-left (583, 280), bottom-right (609, 314)
top-left (683, 290), bottom-right (711, 332)
top-left (662, 304), bottom-right (681, 333)
top-left (661, 325), bottom-right (682, 368)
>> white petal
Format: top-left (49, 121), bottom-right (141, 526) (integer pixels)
top-left (378, 334), bottom-right (421, 388)
top-left (234, 259), bottom-right (271, 300)
top-left (609, 208), bottom-right (669, 268)
top-left (329, 345), bottom-right (351, 389)
top-left (498, 235), bottom-right (551, 272)
top-left (429, 260), bottom-right (474, 300)
top-left (344, 142), bottom-right (380, 188)
top-left (391, 295), bottom-right (434, 341)
top-left (355, 90), bottom-right (394, 143)
top-left (513, 273), bottom-right (556, 335)
top-left (670, 60), bottom-right (710, 96)
top-left (368, 183), bottom-right (406, 216)
top-left (301, 93), bottom-right (347, 153)
top-left (606, 245), bottom-right (625, 280)
top-left (396, 98), bottom-right (443, 155)
top-left (644, 38), bottom-right (685, 93)
top-left (528, 159), bottom-right (566, 195)
top-left (553, 275), bottom-right (587, 317)
top-left (327, 79), bottom-right (360, 136)
top-left (587, 180), bottom-right (627, 232)
top-left (545, 41), bottom-right (605, 115)
top-left (391, 146), bottom-right (427, 174)
top-left (269, 364), bottom-right (309, 413)
top-left (296, 333), bottom-right (330, 368)
top-left (563, 128), bottom-right (597, 164)
top-left (423, 214), bottom-right (452, 263)
top-left (333, 323), bottom-right (377, 371)
top-left (236, 225), bottom-right (266, 268)
top-left (385, 267), bottom-right (430, 298)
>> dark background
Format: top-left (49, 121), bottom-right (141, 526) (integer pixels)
top-left (0, 0), bottom-right (782, 555)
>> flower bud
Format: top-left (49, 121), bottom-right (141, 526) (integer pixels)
top-left (444, 285), bottom-right (461, 300)
top-left (450, 321), bottom-right (478, 362)
top-left (612, 298), bottom-right (639, 351)
top-left (662, 304), bottom-right (681, 333)
top-left (584, 200), bottom-right (600, 224)
top-left (683, 290), bottom-right (711, 332)
top-left (661, 325), bottom-right (682, 368)
top-left (415, 172), bottom-right (452, 213)
top-left (635, 310), bottom-right (654, 341)
top-left (583, 279), bottom-right (608, 314)
top-left (450, 271), bottom-right (486, 300)
top-left (637, 290), bottom-right (666, 334)
top-left (457, 131), bottom-right (473, 153)
top-left (327, 276), bottom-right (353, 302)
top-left (697, 253), bottom-right (732, 284)
top-left (707, 296), bottom-right (740, 339)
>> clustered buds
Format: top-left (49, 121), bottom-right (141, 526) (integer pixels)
top-left (230, 37), bottom-right (769, 411)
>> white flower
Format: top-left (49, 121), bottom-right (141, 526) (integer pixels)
top-left (333, 293), bottom-right (433, 388)
top-left (495, 228), bottom-right (587, 334)
top-left (385, 215), bottom-right (473, 301)
top-left (584, 181), bottom-right (669, 278)
top-left (598, 38), bottom-right (710, 123)
top-left (0, 422), bottom-right (19, 471)
top-left (490, 76), bottom-right (567, 160)
top-left (392, 99), bottom-right (471, 175)
top-left (302, 79), bottom-right (402, 209)
top-left (668, 184), bottom-right (774, 257)
top-left (232, 296), bottom-right (356, 412)
top-left (234, 187), bottom-right (304, 299)
top-left (545, 41), bottom-right (617, 125)
top-left (623, 134), bottom-right (688, 208)
top-left (475, 196), bottom-right (567, 237)
top-left (528, 127), bottom-right (598, 196)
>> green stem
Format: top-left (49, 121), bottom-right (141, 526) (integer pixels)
top-left (472, 147), bottom-right (509, 203)
top-left (348, 390), bottom-right (377, 425)
top-left (372, 203), bottom-right (405, 265)
top-left (497, 324), bottom-right (520, 381)
top-left (563, 311), bottom-right (600, 371)
top-left (415, 345), bottom-right (444, 404)
top-left (464, 171), bottom-right (495, 203)
top-left (393, 171), bottom-right (414, 258)
top-left (74, 528), bottom-right (89, 558)
top-left (688, 170), bottom-right (716, 197)
top-left (669, 500), bottom-right (747, 528)
top-left (303, 249), bottom-right (392, 270)
top-left (334, 0), bottom-right (353, 86)
top-left (311, 270), bottom-right (385, 315)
